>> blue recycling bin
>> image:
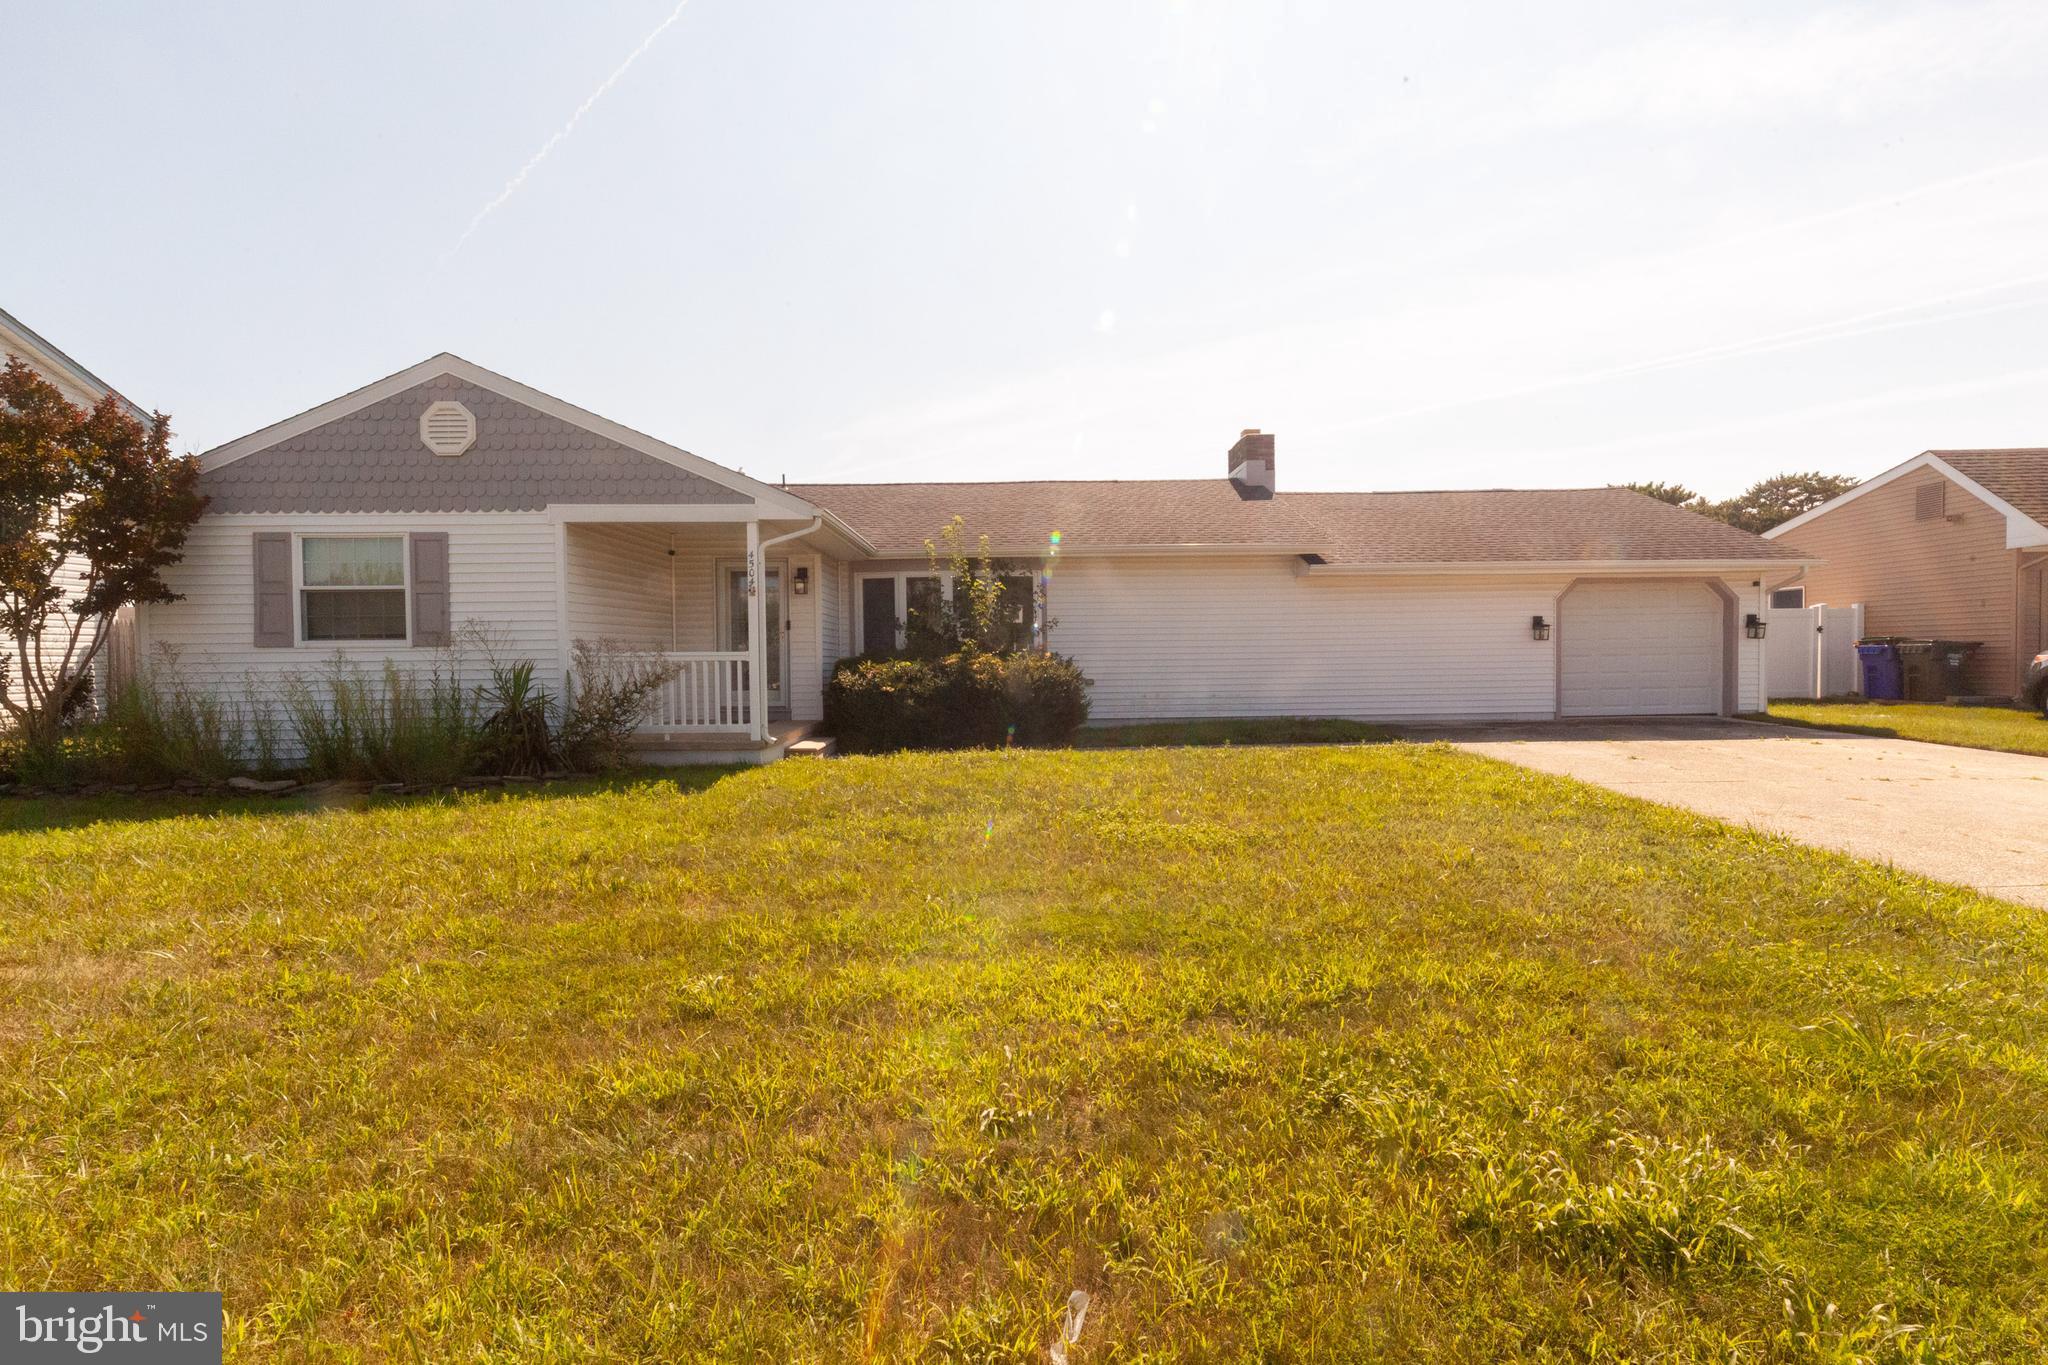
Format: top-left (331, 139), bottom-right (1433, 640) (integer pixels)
top-left (1856, 641), bottom-right (1903, 700)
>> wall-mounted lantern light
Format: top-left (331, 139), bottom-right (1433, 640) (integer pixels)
top-left (1745, 612), bottom-right (1766, 639)
top-left (792, 565), bottom-right (810, 596)
top-left (1531, 614), bottom-right (1551, 641)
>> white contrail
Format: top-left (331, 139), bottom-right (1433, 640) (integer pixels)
top-left (1340, 269), bottom-right (2048, 434)
top-left (1702, 152), bottom-right (2048, 254)
top-left (1509, 364), bottom-right (2048, 467)
top-left (447, 0), bottom-right (692, 257)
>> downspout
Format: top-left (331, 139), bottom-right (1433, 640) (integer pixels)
top-left (751, 518), bottom-right (823, 726)
top-left (756, 518), bottom-right (823, 644)
top-left (760, 517), bottom-right (822, 555)
top-left (1762, 565), bottom-right (1807, 600)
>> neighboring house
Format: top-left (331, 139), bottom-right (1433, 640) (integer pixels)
top-left (0, 306), bottom-right (147, 422)
top-left (1, 307), bottom-right (150, 717)
top-left (1764, 450), bottom-right (2048, 696)
top-left (140, 353), bottom-right (1808, 760)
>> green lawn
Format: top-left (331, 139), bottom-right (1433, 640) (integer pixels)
top-left (3, 747), bottom-right (2046, 1360)
top-left (1073, 716), bottom-right (1388, 748)
top-left (1765, 698), bottom-right (2048, 758)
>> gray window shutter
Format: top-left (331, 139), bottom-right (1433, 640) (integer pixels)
top-left (410, 532), bottom-right (451, 647)
top-left (252, 532), bottom-right (293, 647)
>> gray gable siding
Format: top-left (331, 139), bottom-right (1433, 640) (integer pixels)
top-left (200, 376), bottom-right (753, 513)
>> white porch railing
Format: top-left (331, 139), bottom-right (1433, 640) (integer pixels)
top-left (624, 651), bottom-right (753, 732)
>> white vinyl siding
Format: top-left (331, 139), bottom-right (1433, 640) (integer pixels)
top-left (134, 521), bottom-right (1772, 737)
top-left (140, 512), bottom-right (562, 694)
top-left (818, 555), bottom-right (846, 674)
top-left (1043, 556), bottom-right (1766, 722)
top-left (564, 523), bottom-right (676, 649)
top-left (1053, 557), bottom-right (1561, 721)
top-left (1736, 576), bottom-right (1766, 711)
top-left (788, 555), bottom-right (824, 722)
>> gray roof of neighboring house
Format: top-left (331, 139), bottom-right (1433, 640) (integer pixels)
top-left (0, 306), bottom-right (148, 421)
top-left (1933, 449), bottom-right (2048, 529)
top-left (200, 374), bottom-right (752, 513)
top-left (791, 480), bottom-right (1804, 564)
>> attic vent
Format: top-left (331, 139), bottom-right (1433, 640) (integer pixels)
top-left (420, 400), bottom-right (476, 458)
top-left (1915, 483), bottom-right (1945, 522)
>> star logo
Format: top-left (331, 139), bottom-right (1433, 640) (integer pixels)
top-left (129, 1310), bottom-right (147, 1323)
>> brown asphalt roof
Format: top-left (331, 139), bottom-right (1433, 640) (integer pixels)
top-left (1933, 449), bottom-right (2048, 528)
top-left (1283, 487), bottom-right (1804, 563)
top-left (788, 479), bottom-right (1803, 564)
top-left (786, 480), bottom-right (1323, 556)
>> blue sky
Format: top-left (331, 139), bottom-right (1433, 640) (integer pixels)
top-left (8, 1), bottom-right (2047, 496)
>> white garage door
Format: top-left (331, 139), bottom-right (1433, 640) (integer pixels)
top-left (1559, 581), bottom-right (1723, 717)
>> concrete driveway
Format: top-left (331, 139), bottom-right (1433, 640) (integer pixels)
top-left (1403, 718), bottom-right (2048, 908)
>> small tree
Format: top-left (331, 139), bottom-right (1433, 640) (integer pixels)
top-left (1618, 474), bottom-right (1858, 532)
top-left (909, 517), bottom-right (1047, 655)
top-left (1620, 480), bottom-right (1706, 510)
top-left (0, 358), bottom-right (205, 746)
top-left (1715, 472), bottom-right (1859, 534)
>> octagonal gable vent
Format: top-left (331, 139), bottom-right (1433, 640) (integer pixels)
top-left (420, 400), bottom-right (477, 457)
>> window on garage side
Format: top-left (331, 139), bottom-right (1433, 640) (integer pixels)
top-left (1769, 586), bottom-right (1805, 608)
top-left (301, 535), bottom-right (408, 641)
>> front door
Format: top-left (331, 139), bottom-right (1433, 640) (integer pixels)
top-left (725, 563), bottom-right (787, 708)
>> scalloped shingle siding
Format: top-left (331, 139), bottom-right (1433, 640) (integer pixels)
top-left (201, 375), bottom-right (751, 513)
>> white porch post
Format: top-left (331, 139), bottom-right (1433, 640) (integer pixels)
top-left (746, 519), bottom-right (768, 741)
top-left (553, 520), bottom-right (571, 692)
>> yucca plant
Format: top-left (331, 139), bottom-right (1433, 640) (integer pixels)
top-left (475, 658), bottom-right (557, 775)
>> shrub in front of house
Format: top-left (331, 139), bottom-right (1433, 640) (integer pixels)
top-left (824, 648), bottom-right (1090, 753)
top-left (556, 641), bottom-right (685, 772)
top-left (824, 518), bottom-right (1087, 753)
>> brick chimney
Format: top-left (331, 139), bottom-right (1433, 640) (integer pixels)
top-left (1228, 429), bottom-right (1275, 499)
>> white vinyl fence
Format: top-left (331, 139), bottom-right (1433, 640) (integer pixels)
top-left (1766, 603), bottom-right (1864, 700)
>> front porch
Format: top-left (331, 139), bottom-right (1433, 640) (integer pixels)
top-left (558, 516), bottom-right (851, 750)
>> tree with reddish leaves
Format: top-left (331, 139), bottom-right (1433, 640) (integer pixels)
top-left (1, 357), bottom-right (205, 746)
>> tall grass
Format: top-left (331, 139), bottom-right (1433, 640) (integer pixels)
top-left (101, 647), bottom-right (279, 782)
top-left (281, 656), bottom-right (479, 784)
top-left (10, 627), bottom-right (681, 788)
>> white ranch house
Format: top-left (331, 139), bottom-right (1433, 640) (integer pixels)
top-left (130, 354), bottom-right (1812, 761)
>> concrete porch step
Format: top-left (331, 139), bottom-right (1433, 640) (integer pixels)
top-left (627, 720), bottom-right (819, 767)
